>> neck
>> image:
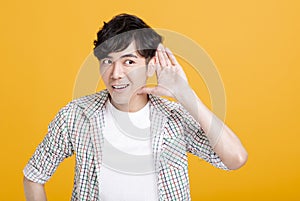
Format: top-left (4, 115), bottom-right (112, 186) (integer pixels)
top-left (110, 94), bottom-right (148, 112)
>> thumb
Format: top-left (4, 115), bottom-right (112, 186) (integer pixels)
top-left (137, 87), bottom-right (159, 96)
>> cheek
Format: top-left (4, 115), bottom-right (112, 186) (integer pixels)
top-left (127, 67), bottom-right (147, 83)
top-left (100, 67), bottom-right (111, 82)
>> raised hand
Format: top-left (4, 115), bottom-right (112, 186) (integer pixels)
top-left (138, 44), bottom-right (189, 99)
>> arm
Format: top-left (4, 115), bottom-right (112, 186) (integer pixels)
top-left (139, 44), bottom-right (248, 170)
top-left (23, 176), bottom-right (47, 201)
top-left (23, 104), bottom-right (74, 200)
top-left (175, 84), bottom-right (248, 169)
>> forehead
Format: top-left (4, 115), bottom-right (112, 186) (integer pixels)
top-left (107, 41), bottom-right (142, 59)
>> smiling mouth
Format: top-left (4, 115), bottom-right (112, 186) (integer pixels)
top-left (112, 84), bottom-right (129, 89)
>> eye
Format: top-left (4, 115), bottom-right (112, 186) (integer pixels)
top-left (101, 59), bottom-right (112, 65)
top-left (124, 60), bottom-right (135, 65)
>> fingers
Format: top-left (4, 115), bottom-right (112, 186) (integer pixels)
top-left (137, 86), bottom-right (173, 97)
top-left (157, 44), bottom-right (172, 67)
top-left (137, 87), bottom-right (158, 96)
top-left (155, 51), bottom-right (162, 75)
top-left (165, 47), bottom-right (179, 66)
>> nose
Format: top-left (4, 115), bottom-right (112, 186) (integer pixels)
top-left (111, 61), bottom-right (124, 79)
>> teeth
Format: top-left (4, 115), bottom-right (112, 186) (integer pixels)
top-left (112, 84), bottom-right (128, 89)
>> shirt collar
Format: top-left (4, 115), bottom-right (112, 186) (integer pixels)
top-left (82, 89), bottom-right (178, 119)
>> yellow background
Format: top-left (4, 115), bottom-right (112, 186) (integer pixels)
top-left (1, 0), bottom-right (299, 200)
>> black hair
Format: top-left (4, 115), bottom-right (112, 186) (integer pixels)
top-left (93, 13), bottom-right (162, 64)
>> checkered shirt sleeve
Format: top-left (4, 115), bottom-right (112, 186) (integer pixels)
top-left (23, 104), bottom-right (74, 184)
top-left (179, 105), bottom-right (229, 170)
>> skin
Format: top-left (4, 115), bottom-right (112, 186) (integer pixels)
top-left (99, 41), bottom-right (150, 112)
top-left (23, 41), bottom-right (248, 200)
top-left (23, 177), bottom-right (46, 201)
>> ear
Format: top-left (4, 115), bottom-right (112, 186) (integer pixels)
top-left (147, 56), bottom-right (156, 77)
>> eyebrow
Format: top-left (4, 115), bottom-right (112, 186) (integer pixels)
top-left (120, 54), bottom-right (138, 59)
top-left (105, 53), bottom-right (138, 59)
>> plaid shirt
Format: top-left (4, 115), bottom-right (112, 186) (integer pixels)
top-left (23, 89), bottom-right (228, 201)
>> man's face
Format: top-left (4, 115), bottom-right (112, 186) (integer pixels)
top-left (100, 41), bottom-right (149, 112)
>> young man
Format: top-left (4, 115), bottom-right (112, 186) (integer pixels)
top-left (23, 13), bottom-right (248, 201)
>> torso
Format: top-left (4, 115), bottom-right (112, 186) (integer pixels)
top-left (99, 100), bottom-right (158, 201)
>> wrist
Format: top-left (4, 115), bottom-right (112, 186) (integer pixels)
top-left (174, 82), bottom-right (194, 104)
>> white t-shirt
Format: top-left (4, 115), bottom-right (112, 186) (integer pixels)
top-left (99, 100), bottom-right (158, 201)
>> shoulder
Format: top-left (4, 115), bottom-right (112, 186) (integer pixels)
top-left (149, 95), bottom-right (199, 130)
top-left (71, 90), bottom-right (108, 109)
top-left (57, 89), bottom-right (109, 120)
top-left (149, 95), bottom-right (187, 117)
